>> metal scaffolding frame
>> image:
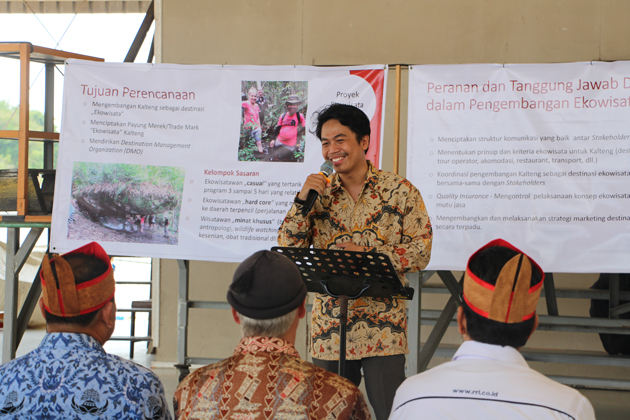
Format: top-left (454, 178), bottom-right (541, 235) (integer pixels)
top-left (0, 43), bottom-right (103, 362)
top-left (174, 262), bottom-right (630, 389)
top-left (1, 0), bottom-right (154, 361)
top-left (419, 271), bottom-right (630, 390)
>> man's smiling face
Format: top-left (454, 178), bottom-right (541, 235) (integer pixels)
top-left (287, 103), bottom-right (299, 115)
top-left (320, 119), bottom-right (369, 176)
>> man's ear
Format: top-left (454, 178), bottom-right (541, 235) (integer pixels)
top-left (231, 308), bottom-right (241, 324)
top-left (457, 306), bottom-right (467, 336)
top-left (100, 301), bottom-right (116, 330)
top-left (297, 298), bottom-right (307, 319)
top-left (361, 135), bottom-right (370, 154)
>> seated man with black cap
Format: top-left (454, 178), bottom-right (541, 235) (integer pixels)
top-left (174, 250), bottom-right (371, 420)
top-left (389, 239), bottom-right (595, 420)
top-left (0, 242), bottom-right (171, 419)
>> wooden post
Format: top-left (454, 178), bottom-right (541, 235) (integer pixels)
top-left (17, 43), bottom-right (30, 215)
top-left (393, 65), bottom-right (402, 175)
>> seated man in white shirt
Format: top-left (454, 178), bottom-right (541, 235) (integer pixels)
top-left (390, 239), bottom-right (596, 420)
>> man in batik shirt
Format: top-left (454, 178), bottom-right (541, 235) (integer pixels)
top-left (174, 250), bottom-right (371, 420)
top-left (278, 104), bottom-right (432, 420)
top-left (0, 242), bottom-right (171, 419)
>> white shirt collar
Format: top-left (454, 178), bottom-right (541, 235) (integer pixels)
top-left (452, 340), bottom-right (529, 368)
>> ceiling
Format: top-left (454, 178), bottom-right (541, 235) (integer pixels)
top-left (0, 1), bottom-right (151, 13)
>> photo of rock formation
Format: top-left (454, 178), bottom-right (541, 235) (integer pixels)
top-left (67, 162), bottom-right (185, 245)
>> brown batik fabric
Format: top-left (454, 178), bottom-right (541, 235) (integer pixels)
top-left (173, 337), bottom-right (371, 420)
top-left (278, 162), bottom-right (432, 360)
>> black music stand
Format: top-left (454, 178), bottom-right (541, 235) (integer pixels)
top-left (272, 247), bottom-right (414, 378)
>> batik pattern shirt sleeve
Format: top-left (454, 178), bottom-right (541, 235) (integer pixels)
top-left (278, 162), bottom-right (432, 360)
top-left (0, 332), bottom-right (171, 420)
top-left (173, 336), bottom-right (371, 420)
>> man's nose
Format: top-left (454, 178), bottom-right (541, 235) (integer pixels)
top-left (329, 142), bottom-right (341, 153)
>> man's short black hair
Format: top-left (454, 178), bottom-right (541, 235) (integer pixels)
top-left (462, 245), bottom-right (543, 348)
top-left (312, 104), bottom-right (371, 152)
top-left (45, 254), bottom-right (110, 327)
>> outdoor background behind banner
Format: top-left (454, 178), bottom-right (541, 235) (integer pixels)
top-left (408, 62), bottom-right (630, 273)
top-left (51, 61), bottom-right (387, 262)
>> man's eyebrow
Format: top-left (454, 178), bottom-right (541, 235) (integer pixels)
top-left (322, 133), bottom-right (348, 141)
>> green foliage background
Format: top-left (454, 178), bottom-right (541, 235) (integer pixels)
top-left (0, 100), bottom-right (58, 169)
top-left (72, 162), bottom-right (185, 192)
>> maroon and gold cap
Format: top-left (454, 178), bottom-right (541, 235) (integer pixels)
top-left (463, 239), bottom-right (544, 324)
top-left (40, 242), bottom-right (115, 317)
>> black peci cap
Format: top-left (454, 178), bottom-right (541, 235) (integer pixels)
top-left (227, 250), bottom-right (307, 319)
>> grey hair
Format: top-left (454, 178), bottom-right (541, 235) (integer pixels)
top-left (237, 308), bottom-right (298, 338)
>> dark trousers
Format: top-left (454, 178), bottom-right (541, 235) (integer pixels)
top-left (270, 143), bottom-right (296, 162)
top-left (312, 354), bottom-right (406, 420)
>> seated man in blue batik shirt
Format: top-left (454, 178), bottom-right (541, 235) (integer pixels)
top-left (0, 241), bottom-right (171, 419)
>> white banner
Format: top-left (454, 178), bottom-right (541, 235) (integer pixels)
top-left (408, 62), bottom-right (630, 273)
top-left (51, 61), bottom-right (387, 262)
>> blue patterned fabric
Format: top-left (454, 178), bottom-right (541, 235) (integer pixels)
top-left (0, 333), bottom-right (171, 419)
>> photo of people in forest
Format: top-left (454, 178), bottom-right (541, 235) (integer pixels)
top-left (67, 162), bottom-right (184, 245)
top-left (238, 81), bottom-right (308, 163)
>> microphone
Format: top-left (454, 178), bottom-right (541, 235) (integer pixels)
top-left (302, 161), bottom-right (334, 215)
